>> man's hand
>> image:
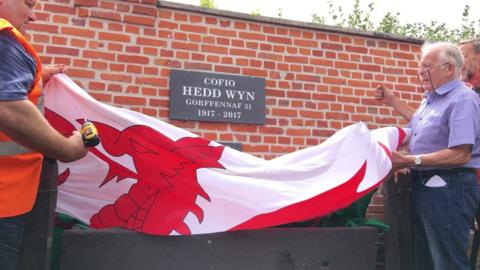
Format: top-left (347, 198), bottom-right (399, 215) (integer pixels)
top-left (391, 151), bottom-right (413, 172)
top-left (374, 84), bottom-right (416, 121)
top-left (42, 64), bottom-right (66, 85)
top-left (375, 84), bottom-right (396, 106)
top-left (65, 131), bottom-right (89, 162)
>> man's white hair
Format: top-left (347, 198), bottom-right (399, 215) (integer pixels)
top-left (421, 42), bottom-right (464, 77)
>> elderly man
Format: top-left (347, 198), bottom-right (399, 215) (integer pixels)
top-left (460, 39), bottom-right (480, 92)
top-left (0, 0), bottom-right (89, 269)
top-left (376, 42), bottom-right (480, 270)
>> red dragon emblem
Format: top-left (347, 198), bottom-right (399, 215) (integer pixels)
top-left (45, 109), bottom-right (225, 235)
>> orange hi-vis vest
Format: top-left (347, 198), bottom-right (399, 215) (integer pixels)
top-left (0, 19), bottom-right (44, 217)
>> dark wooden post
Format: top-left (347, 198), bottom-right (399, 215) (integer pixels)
top-left (16, 158), bottom-right (58, 270)
top-left (384, 173), bottom-right (413, 270)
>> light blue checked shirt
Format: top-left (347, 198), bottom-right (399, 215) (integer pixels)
top-left (408, 79), bottom-right (480, 169)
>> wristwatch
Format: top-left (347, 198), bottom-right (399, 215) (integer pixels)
top-left (414, 155), bottom-right (422, 167)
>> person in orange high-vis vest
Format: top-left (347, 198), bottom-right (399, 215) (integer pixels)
top-left (0, 1), bottom-right (88, 269)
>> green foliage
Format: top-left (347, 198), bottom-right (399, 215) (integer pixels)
top-left (312, 0), bottom-right (480, 42)
top-left (347, 0), bottom-right (374, 31)
top-left (251, 8), bottom-right (261, 16)
top-left (328, 1), bottom-right (346, 26)
top-left (311, 13), bottom-right (325, 24)
top-left (199, 0), bottom-right (216, 9)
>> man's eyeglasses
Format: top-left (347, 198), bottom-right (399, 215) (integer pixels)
top-left (417, 62), bottom-right (450, 74)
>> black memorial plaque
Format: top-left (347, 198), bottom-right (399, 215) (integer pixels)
top-left (220, 142), bottom-right (243, 151)
top-left (169, 70), bottom-right (265, 124)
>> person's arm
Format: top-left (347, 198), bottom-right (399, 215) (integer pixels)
top-left (375, 84), bottom-right (416, 122)
top-left (392, 144), bottom-right (472, 170)
top-left (0, 99), bottom-right (87, 162)
top-left (42, 64), bottom-right (66, 85)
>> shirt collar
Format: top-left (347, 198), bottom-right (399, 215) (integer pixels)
top-left (433, 79), bottom-right (462, 96)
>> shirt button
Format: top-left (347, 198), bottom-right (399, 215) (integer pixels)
top-left (414, 133), bottom-right (417, 136)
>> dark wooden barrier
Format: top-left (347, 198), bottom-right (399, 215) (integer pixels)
top-left (383, 173), bottom-right (413, 270)
top-left (16, 158), bottom-right (58, 270)
top-left (59, 227), bottom-right (379, 270)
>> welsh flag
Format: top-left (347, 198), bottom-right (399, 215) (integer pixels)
top-left (44, 75), bottom-right (408, 236)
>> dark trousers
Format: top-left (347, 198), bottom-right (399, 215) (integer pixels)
top-left (0, 214), bottom-right (26, 270)
top-left (411, 169), bottom-right (480, 270)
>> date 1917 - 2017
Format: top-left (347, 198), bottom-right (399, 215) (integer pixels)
top-left (197, 109), bottom-right (242, 119)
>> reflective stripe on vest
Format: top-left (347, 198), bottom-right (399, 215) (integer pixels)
top-left (0, 141), bottom-right (32, 156)
top-left (37, 93), bottom-right (44, 114)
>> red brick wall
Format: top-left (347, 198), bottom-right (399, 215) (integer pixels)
top-left (31, 0), bottom-right (424, 219)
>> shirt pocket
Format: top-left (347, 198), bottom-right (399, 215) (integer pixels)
top-left (419, 114), bottom-right (449, 142)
